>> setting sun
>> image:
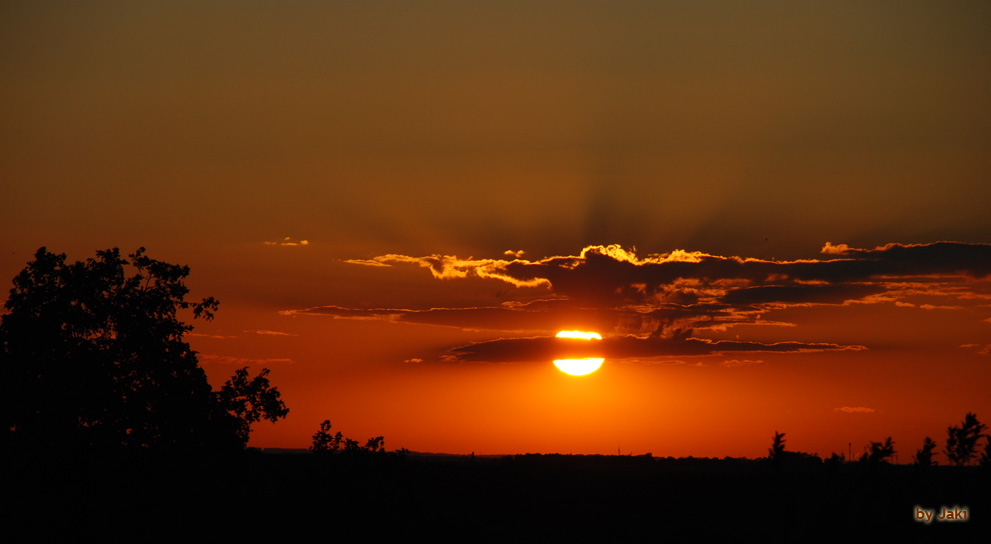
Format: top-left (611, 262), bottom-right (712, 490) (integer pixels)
top-left (556, 330), bottom-right (602, 340)
top-left (553, 358), bottom-right (604, 376)
top-left (554, 330), bottom-right (604, 375)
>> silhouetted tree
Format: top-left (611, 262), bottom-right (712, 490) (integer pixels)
top-left (945, 412), bottom-right (987, 466)
top-left (0, 247), bottom-right (287, 451)
top-left (765, 431), bottom-right (820, 467)
top-left (860, 437), bottom-right (895, 465)
top-left (311, 419), bottom-right (344, 453)
top-left (363, 436), bottom-right (385, 453)
top-left (823, 452), bottom-right (844, 471)
top-left (214, 367), bottom-right (289, 448)
top-left (913, 437), bottom-right (938, 468)
top-left (769, 431), bottom-right (786, 462)
top-left (342, 435), bottom-right (386, 454)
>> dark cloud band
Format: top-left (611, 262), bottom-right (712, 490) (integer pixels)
top-left (296, 242), bottom-right (991, 363)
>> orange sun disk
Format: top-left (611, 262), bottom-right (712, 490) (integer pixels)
top-left (553, 330), bottom-right (604, 376)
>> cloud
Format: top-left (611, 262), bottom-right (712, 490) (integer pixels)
top-left (199, 354), bottom-right (295, 365)
top-left (720, 283), bottom-right (886, 306)
top-left (291, 242), bottom-right (991, 364)
top-left (252, 329), bottom-right (298, 336)
top-left (448, 334), bottom-right (863, 363)
top-left (344, 253), bottom-right (550, 287)
top-left (345, 259), bottom-right (392, 268)
top-left (722, 359), bottom-right (765, 367)
top-left (265, 237), bottom-right (309, 247)
top-left (404, 242), bottom-right (984, 303)
top-left (961, 343), bottom-right (991, 355)
top-left (835, 406), bottom-right (876, 414)
top-left (917, 304), bottom-right (964, 310)
top-left (282, 302), bottom-right (624, 334)
top-left (345, 243), bottom-right (991, 310)
top-left (821, 242), bottom-right (851, 255)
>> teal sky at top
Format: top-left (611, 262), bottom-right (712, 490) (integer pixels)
top-left (2, 1), bottom-right (990, 271)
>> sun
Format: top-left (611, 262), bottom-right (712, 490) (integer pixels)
top-left (553, 358), bottom-right (604, 376)
top-left (556, 330), bottom-right (602, 340)
top-left (553, 330), bottom-right (604, 376)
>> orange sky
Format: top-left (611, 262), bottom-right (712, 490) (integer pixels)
top-left (2, 2), bottom-right (991, 460)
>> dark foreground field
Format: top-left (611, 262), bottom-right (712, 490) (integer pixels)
top-left (6, 450), bottom-right (987, 539)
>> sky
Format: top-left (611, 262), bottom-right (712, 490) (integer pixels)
top-left (2, 1), bottom-right (990, 460)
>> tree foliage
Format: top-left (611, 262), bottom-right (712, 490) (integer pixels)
top-left (1, 247), bottom-right (286, 451)
top-left (765, 431), bottom-right (820, 467)
top-left (860, 437), bottom-right (895, 465)
top-left (980, 437), bottom-right (991, 469)
top-left (913, 437), bottom-right (938, 468)
top-left (769, 431), bottom-right (786, 462)
top-left (311, 420), bottom-right (344, 453)
top-left (215, 367), bottom-right (289, 448)
top-left (945, 412), bottom-right (986, 466)
top-left (311, 419), bottom-right (386, 455)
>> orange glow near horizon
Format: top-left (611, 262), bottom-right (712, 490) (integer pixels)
top-left (553, 358), bottom-right (604, 376)
top-left (5, 2), bottom-right (991, 466)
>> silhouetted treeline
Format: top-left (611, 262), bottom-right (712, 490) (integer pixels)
top-left (7, 449), bottom-right (988, 538)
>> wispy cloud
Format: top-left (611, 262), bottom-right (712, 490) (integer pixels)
top-left (265, 237), bottom-right (309, 247)
top-left (835, 406), bottom-right (876, 414)
top-left (722, 359), bottom-right (765, 367)
top-left (251, 329), bottom-right (298, 337)
top-left (199, 354), bottom-right (295, 365)
top-left (449, 335), bottom-right (863, 363)
top-left (960, 343), bottom-right (991, 355)
top-left (344, 253), bottom-right (550, 287)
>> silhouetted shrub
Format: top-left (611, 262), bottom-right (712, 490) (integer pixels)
top-left (311, 419), bottom-right (390, 456)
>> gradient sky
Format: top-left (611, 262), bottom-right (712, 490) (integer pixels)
top-left (3, 1), bottom-right (990, 459)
